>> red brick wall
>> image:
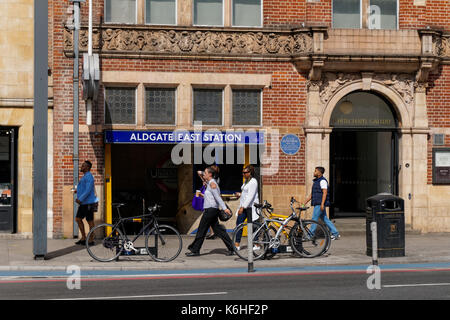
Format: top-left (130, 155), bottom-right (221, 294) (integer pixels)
top-left (50, 0), bottom-right (450, 236)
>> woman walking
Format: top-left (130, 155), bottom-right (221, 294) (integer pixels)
top-left (186, 166), bottom-right (234, 256)
top-left (234, 165), bottom-right (259, 250)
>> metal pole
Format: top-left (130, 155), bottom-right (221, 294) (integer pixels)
top-left (73, 1), bottom-right (80, 238)
top-left (33, 0), bottom-right (48, 259)
top-left (371, 221), bottom-right (378, 266)
top-left (247, 210), bottom-right (254, 272)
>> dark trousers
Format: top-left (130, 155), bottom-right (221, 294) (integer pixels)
top-left (235, 207), bottom-right (254, 244)
top-left (188, 208), bottom-right (233, 253)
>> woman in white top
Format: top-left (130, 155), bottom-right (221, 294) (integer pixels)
top-left (234, 165), bottom-right (259, 249)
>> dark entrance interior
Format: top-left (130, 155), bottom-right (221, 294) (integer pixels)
top-left (0, 127), bottom-right (17, 232)
top-left (111, 144), bottom-right (178, 233)
top-left (329, 91), bottom-right (399, 218)
top-left (330, 130), bottom-right (398, 218)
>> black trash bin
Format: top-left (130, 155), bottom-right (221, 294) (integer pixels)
top-left (366, 193), bottom-right (405, 258)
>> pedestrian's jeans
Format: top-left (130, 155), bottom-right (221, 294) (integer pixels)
top-left (310, 205), bottom-right (339, 237)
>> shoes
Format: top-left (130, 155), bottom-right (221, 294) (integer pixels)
top-left (235, 246), bottom-right (240, 251)
top-left (206, 234), bottom-right (217, 240)
top-left (75, 239), bottom-right (86, 245)
top-left (331, 234), bottom-right (341, 240)
top-left (88, 241), bottom-right (95, 246)
top-left (225, 250), bottom-right (235, 256)
top-left (185, 251), bottom-right (200, 257)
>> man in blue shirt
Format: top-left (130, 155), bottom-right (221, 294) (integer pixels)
top-left (74, 160), bottom-right (98, 245)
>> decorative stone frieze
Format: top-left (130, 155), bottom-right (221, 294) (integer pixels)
top-left (311, 72), bottom-right (416, 108)
top-left (63, 26), bottom-right (313, 58)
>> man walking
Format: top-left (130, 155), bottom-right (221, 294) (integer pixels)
top-left (303, 166), bottom-right (340, 240)
top-left (74, 160), bottom-right (98, 245)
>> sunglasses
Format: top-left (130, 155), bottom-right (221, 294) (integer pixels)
top-left (242, 171), bottom-right (250, 174)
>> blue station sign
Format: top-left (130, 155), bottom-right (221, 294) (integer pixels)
top-left (104, 130), bottom-right (264, 145)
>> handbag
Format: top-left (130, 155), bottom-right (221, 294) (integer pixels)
top-left (192, 185), bottom-right (206, 211)
top-left (218, 203), bottom-right (232, 222)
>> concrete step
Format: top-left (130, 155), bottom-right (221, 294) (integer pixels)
top-left (332, 218), bottom-right (418, 236)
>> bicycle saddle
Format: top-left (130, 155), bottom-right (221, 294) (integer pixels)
top-left (112, 203), bottom-right (126, 208)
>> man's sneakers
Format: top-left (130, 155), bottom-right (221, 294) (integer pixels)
top-left (331, 234), bottom-right (341, 241)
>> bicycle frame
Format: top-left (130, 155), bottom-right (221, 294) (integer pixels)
top-left (253, 198), bottom-right (313, 249)
top-left (112, 206), bottom-right (162, 251)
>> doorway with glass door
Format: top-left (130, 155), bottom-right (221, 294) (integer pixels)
top-left (0, 127), bottom-right (17, 232)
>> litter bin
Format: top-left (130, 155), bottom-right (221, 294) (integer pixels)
top-left (366, 193), bottom-right (405, 258)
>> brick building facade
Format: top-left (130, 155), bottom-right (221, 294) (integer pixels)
top-left (50, 0), bottom-right (450, 238)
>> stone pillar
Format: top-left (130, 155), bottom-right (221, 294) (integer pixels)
top-left (410, 131), bottom-right (429, 232)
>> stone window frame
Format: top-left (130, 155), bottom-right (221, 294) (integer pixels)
top-left (101, 71), bottom-right (271, 130)
top-left (332, 0), bottom-right (399, 30)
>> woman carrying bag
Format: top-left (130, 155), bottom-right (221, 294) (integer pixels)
top-left (234, 165), bottom-right (259, 250)
top-left (186, 166), bottom-right (234, 256)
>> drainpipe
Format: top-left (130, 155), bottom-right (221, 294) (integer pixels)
top-left (86, 0), bottom-right (92, 125)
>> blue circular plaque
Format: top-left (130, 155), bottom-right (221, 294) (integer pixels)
top-left (280, 134), bottom-right (301, 155)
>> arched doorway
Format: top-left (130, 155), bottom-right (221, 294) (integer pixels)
top-left (329, 91), bottom-right (399, 218)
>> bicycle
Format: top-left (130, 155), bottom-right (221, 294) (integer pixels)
top-left (86, 203), bottom-right (182, 262)
top-left (266, 202), bottom-right (333, 258)
top-left (232, 197), bottom-right (330, 260)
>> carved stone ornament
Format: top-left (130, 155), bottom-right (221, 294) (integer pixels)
top-left (316, 72), bottom-right (415, 107)
top-left (436, 35), bottom-right (450, 58)
top-left (64, 26), bottom-right (313, 58)
top-left (318, 73), bottom-right (361, 105)
top-left (373, 73), bottom-right (415, 107)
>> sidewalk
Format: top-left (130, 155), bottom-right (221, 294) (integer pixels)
top-left (1, 231), bottom-right (450, 272)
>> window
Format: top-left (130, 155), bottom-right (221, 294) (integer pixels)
top-left (105, 0), bottom-right (137, 24)
top-left (146, 0), bottom-right (176, 25)
top-left (333, 0), bottom-right (398, 30)
top-left (105, 87), bottom-right (136, 124)
top-left (193, 0), bottom-right (223, 26)
top-left (232, 89), bottom-right (261, 126)
top-left (369, 0), bottom-right (397, 30)
top-left (145, 88), bottom-right (176, 125)
top-left (232, 0), bottom-right (261, 27)
top-left (333, 0), bottom-right (361, 29)
top-left (193, 89), bottom-right (223, 125)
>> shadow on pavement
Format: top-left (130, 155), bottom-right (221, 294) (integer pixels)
top-left (44, 245), bottom-right (86, 260)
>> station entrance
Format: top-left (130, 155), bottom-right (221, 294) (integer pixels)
top-left (108, 144), bottom-right (178, 233)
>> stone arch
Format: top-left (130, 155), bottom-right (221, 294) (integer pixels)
top-left (321, 81), bottom-right (412, 129)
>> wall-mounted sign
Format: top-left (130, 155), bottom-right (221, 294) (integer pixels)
top-left (432, 148), bottom-right (450, 185)
top-left (280, 134), bottom-right (301, 155)
top-left (104, 130), bottom-right (264, 145)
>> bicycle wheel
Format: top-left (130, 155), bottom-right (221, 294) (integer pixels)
top-left (86, 223), bottom-right (124, 262)
top-left (232, 222), bottom-right (269, 261)
top-left (145, 224), bottom-right (182, 262)
top-left (289, 220), bottom-right (329, 258)
top-left (264, 226), bottom-right (279, 259)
